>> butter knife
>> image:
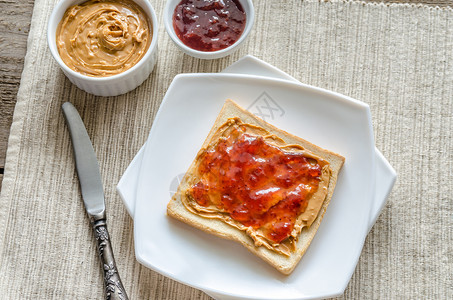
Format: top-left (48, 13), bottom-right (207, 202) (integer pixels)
top-left (62, 102), bottom-right (129, 300)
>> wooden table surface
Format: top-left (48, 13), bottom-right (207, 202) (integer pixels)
top-left (0, 0), bottom-right (451, 192)
top-left (0, 0), bottom-right (35, 190)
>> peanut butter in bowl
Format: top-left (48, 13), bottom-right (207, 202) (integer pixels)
top-left (56, 0), bottom-right (152, 77)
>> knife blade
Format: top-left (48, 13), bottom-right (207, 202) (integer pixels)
top-left (62, 102), bottom-right (129, 300)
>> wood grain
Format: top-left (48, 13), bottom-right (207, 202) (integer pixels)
top-left (0, 0), bottom-right (35, 190)
top-left (0, 0), bottom-right (451, 191)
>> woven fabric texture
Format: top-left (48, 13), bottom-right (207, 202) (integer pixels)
top-left (0, 0), bottom-right (452, 299)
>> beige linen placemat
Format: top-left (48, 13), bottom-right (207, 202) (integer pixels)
top-left (1, 0), bottom-right (452, 299)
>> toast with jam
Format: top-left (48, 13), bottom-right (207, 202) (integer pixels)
top-left (167, 99), bottom-right (345, 274)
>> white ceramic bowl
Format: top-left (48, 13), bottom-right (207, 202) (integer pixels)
top-left (164, 0), bottom-right (254, 59)
top-left (47, 0), bottom-right (159, 96)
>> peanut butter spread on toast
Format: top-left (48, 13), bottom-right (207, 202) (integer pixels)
top-left (181, 118), bottom-right (331, 256)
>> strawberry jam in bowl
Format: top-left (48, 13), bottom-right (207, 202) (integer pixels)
top-left (174, 0), bottom-right (246, 52)
top-left (164, 0), bottom-right (254, 59)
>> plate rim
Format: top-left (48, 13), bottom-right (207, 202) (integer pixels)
top-left (133, 72), bottom-right (376, 300)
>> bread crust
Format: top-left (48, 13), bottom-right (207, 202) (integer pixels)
top-left (167, 99), bottom-right (345, 275)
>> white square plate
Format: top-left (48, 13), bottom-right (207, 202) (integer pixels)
top-left (118, 56), bottom-right (396, 236)
top-left (132, 68), bottom-right (377, 299)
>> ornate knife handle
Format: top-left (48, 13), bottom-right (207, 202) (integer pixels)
top-left (91, 213), bottom-right (129, 300)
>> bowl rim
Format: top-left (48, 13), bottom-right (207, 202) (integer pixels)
top-left (163, 0), bottom-right (255, 59)
top-left (47, 0), bottom-right (159, 83)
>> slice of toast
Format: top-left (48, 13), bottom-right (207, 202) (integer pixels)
top-left (167, 99), bottom-right (345, 275)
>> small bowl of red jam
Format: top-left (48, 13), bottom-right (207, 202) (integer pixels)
top-left (164, 0), bottom-right (254, 59)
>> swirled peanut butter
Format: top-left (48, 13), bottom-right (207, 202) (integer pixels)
top-left (56, 0), bottom-right (151, 77)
